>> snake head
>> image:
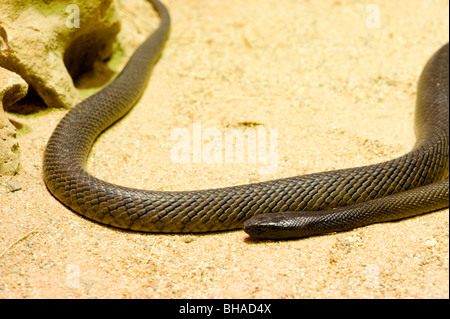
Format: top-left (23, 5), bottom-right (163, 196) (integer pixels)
top-left (243, 213), bottom-right (296, 240)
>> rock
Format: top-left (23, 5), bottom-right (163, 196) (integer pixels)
top-left (0, 0), bottom-right (121, 109)
top-left (5, 181), bottom-right (22, 192)
top-left (0, 66), bottom-right (28, 176)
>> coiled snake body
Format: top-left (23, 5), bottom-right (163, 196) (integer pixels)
top-left (43, 0), bottom-right (449, 239)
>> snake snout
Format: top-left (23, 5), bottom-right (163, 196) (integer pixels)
top-left (243, 213), bottom-right (291, 239)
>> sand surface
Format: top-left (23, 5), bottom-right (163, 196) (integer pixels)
top-left (1, 0), bottom-right (449, 299)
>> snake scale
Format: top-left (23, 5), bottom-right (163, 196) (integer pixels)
top-left (43, 0), bottom-right (449, 240)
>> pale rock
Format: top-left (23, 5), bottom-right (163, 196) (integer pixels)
top-left (0, 0), bottom-right (121, 108)
top-left (0, 66), bottom-right (27, 175)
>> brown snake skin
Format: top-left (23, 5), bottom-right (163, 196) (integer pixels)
top-left (43, 0), bottom-right (449, 239)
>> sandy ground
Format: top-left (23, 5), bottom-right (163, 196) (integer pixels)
top-left (0, 0), bottom-right (449, 299)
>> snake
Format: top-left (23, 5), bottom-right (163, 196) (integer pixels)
top-left (43, 0), bottom-right (449, 240)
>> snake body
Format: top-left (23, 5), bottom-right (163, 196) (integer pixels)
top-left (43, 0), bottom-right (449, 239)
